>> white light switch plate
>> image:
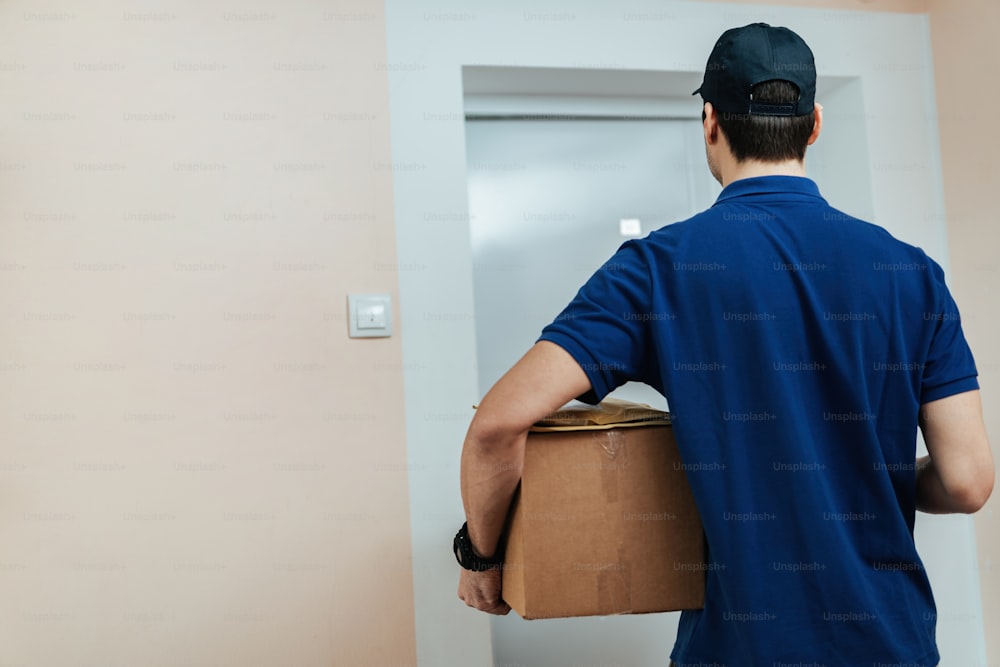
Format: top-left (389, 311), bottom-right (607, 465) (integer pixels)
top-left (348, 293), bottom-right (392, 338)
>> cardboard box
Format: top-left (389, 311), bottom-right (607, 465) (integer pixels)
top-left (502, 399), bottom-right (705, 619)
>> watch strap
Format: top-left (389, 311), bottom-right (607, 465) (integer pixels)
top-left (453, 522), bottom-right (504, 571)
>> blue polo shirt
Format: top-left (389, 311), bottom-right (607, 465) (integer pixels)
top-left (538, 175), bottom-right (978, 666)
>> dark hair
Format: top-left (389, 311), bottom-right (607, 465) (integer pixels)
top-left (712, 80), bottom-right (815, 163)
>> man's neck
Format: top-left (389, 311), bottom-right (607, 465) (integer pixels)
top-left (720, 159), bottom-right (806, 188)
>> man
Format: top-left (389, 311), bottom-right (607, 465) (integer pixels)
top-left (454, 23), bottom-right (993, 666)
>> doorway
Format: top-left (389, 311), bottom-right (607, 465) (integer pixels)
top-left (464, 95), bottom-right (718, 666)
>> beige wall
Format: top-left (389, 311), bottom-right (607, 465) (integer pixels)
top-left (716, 0), bottom-right (927, 11)
top-left (0, 1), bottom-right (415, 665)
top-left (928, 1), bottom-right (1000, 661)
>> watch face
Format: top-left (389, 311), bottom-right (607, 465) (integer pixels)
top-left (454, 527), bottom-right (472, 568)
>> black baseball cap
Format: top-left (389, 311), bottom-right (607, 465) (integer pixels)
top-left (693, 23), bottom-right (816, 117)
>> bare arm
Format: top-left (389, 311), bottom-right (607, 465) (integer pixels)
top-left (457, 341), bottom-right (591, 613)
top-left (916, 389), bottom-right (994, 514)
top-left (461, 341), bottom-right (591, 555)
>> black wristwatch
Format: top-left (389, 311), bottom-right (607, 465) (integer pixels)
top-left (453, 522), bottom-right (504, 571)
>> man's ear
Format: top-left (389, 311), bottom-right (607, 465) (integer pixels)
top-left (703, 102), bottom-right (719, 144)
top-left (806, 102), bottom-right (823, 146)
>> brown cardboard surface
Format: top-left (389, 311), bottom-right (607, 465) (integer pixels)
top-left (502, 408), bottom-right (705, 620)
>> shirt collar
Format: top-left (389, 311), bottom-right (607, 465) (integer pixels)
top-left (712, 175), bottom-right (825, 206)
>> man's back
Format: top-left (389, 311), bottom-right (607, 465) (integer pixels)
top-left (457, 24), bottom-right (991, 666)
top-left (539, 175), bottom-right (978, 665)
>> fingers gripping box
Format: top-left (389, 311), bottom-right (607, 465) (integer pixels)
top-left (502, 398), bottom-right (706, 619)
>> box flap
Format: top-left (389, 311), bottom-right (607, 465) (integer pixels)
top-left (530, 397), bottom-right (670, 432)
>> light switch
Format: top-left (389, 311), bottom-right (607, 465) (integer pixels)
top-left (357, 301), bottom-right (386, 329)
top-left (348, 294), bottom-right (392, 338)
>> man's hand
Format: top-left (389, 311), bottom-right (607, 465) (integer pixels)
top-left (458, 567), bottom-right (510, 615)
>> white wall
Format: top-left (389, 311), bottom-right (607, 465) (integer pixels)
top-left (385, 1), bottom-right (984, 665)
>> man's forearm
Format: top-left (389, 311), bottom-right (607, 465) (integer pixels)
top-left (456, 341), bottom-right (592, 560)
top-left (915, 454), bottom-right (984, 514)
top-left (459, 425), bottom-right (526, 558)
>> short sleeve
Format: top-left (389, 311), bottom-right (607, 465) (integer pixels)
top-left (920, 259), bottom-right (979, 404)
top-left (537, 241), bottom-right (656, 404)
